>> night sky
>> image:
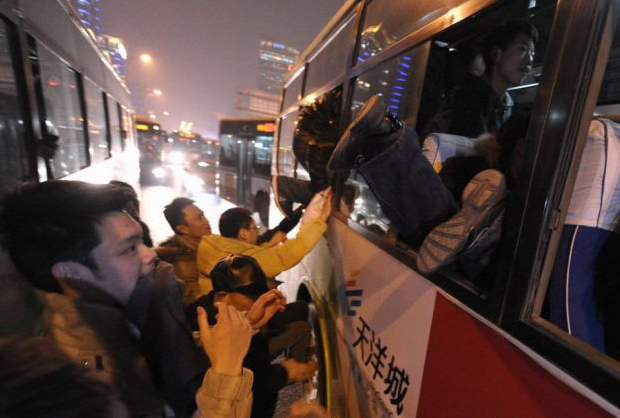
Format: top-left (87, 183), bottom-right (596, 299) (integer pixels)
top-left (101, 0), bottom-right (347, 138)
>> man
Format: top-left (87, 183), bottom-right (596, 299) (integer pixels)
top-left (188, 255), bottom-right (316, 418)
top-left (0, 180), bottom-right (283, 418)
top-left (420, 20), bottom-right (537, 139)
top-left (328, 21), bottom-right (537, 275)
top-left (156, 197), bottom-right (212, 304)
top-left (197, 188), bottom-right (332, 282)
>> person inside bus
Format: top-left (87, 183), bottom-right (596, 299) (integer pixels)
top-left (328, 20), bottom-right (537, 276)
top-left (420, 20), bottom-right (537, 139)
top-left (197, 187), bottom-right (332, 285)
top-left (156, 197), bottom-right (213, 305)
top-left (187, 255), bottom-right (316, 418)
top-left (273, 88), bottom-right (357, 218)
top-left (0, 180), bottom-right (286, 418)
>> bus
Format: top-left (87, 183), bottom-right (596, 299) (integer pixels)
top-left (0, 0), bottom-right (138, 197)
top-left (135, 116), bottom-right (165, 166)
top-left (218, 117), bottom-right (275, 208)
top-left (271, 0), bottom-right (620, 416)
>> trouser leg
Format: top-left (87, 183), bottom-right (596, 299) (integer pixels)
top-left (358, 126), bottom-right (458, 241)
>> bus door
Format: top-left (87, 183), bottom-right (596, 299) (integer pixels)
top-left (218, 120), bottom-right (274, 208)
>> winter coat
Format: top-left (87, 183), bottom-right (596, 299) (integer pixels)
top-left (155, 235), bottom-right (202, 305)
top-left (421, 73), bottom-right (512, 140)
top-left (38, 284), bottom-right (252, 418)
top-left (38, 291), bottom-right (170, 417)
top-left (196, 218), bottom-right (327, 281)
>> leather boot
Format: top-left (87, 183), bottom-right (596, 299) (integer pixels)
top-left (328, 95), bottom-right (403, 170)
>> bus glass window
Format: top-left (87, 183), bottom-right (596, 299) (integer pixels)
top-left (539, 20), bottom-right (620, 362)
top-left (282, 70), bottom-right (303, 112)
top-left (0, 21), bottom-right (28, 193)
top-left (83, 78), bottom-right (109, 164)
top-left (219, 132), bottom-right (240, 169)
top-left (120, 106), bottom-right (133, 150)
top-left (252, 134), bottom-right (272, 177)
top-left (107, 96), bottom-right (122, 155)
top-left (276, 110), bottom-right (299, 177)
top-left (36, 41), bottom-right (86, 177)
top-left (405, 2), bottom-right (555, 289)
top-left (305, 13), bottom-right (357, 94)
top-left (338, 46), bottom-right (430, 237)
top-left (358, 0), bottom-right (471, 61)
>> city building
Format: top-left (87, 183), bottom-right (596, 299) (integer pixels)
top-left (99, 35), bottom-right (127, 81)
top-left (258, 40), bottom-right (299, 93)
top-left (68, 0), bottom-right (102, 39)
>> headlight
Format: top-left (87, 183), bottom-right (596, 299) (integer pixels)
top-left (169, 151), bottom-right (185, 165)
top-left (152, 166), bottom-right (167, 179)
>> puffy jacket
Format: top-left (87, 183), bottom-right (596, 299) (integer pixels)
top-left (197, 218), bottom-right (327, 281)
top-left (155, 235), bottom-right (202, 305)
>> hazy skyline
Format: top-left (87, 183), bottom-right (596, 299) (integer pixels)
top-left (101, 0), bottom-right (347, 137)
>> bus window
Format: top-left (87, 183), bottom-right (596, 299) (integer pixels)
top-left (276, 110), bottom-right (299, 178)
top-left (120, 106), bottom-right (134, 150)
top-left (305, 12), bottom-right (358, 94)
top-left (339, 0), bottom-right (556, 285)
top-left (34, 39), bottom-right (86, 178)
top-left (282, 69), bottom-right (304, 112)
top-left (107, 96), bottom-right (123, 155)
top-left (218, 119), bottom-right (274, 207)
top-left (358, 0), bottom-right (471, 60)
top-left (341, 45), bottom-right (431, 238)
top-left (0, 21), bottom-right (29, 192)
top-left (83, 78), bottom-right (109, 164)
top-left (253, 134), bottom-right (272, 177)
top-left (540, 21), bottom-right (620, 362)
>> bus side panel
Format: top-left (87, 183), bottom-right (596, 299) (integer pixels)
top-left (417, 294), bottom-right (615, 418)
top-left (326, 221), bottom-right (618, 418)
top-left (328, 220), bottom-right (437, 417)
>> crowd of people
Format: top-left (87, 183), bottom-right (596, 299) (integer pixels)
top-left (0, 178), bottom-right (332, 418)
top-left (0, 17), bottom-right (553, 418)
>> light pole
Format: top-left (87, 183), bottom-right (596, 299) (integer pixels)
top-left (125, 52), bottom-right (164, 120)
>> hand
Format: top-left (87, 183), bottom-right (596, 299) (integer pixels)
top-left (264, 230), bottom-right (288, 247)
top-left (301, 187), bottom-right (332, 227)
top-left (246, 289), bottom-right (286, 329)
top-left (281, 358), bottom-right (317, 382)
top-left (287, 400), bottom-right (330, 418)
top-left (196, 303), bottom-right (252, 376)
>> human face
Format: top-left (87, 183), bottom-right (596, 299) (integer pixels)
top-left (491, 33), bottom-right (535, 92)
top-left (88, 212), bottom-right (158, 305)
top-left (179, 204), bottom-right (212, 239)
top-left (240, 220), bottom-right (260, 245)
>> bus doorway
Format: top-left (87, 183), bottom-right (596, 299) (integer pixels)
top-left (218, 118), bottom-right (274, 210)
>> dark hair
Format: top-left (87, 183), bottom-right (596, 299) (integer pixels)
top-left (219, 207), bottom-right (254, 238)
top-left (0, 181), bottom-right (136, 293)
top-left (484, 20), bottom-right (539, 73)
top-left (210, 254), bottom-right (269, 298)
top-left (0, 334), bottom-right (119, 418)
top-left (163, 197), bottom-right (195, 234)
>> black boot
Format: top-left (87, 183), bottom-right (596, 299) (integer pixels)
top-left (328, 95), bottom-right (403, 171)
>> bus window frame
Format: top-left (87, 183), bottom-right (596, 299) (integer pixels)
top-left (492, 0), bottom-right (620, 405)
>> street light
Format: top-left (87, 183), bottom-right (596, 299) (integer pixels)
top-left (139, 53), bottom-right (152, 64)
top-left (125, 52), bottom-right (164, 119)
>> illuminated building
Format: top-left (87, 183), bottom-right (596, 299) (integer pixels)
top-left (69, 0), bottom-right (102, 39)
top-left (258, 40), bottom-right (299, 92)
top-left (99, 35), bottom-right (127, 81)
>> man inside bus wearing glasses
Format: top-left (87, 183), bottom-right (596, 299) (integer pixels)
top-left (328, 20), bottom-right (538, 276)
